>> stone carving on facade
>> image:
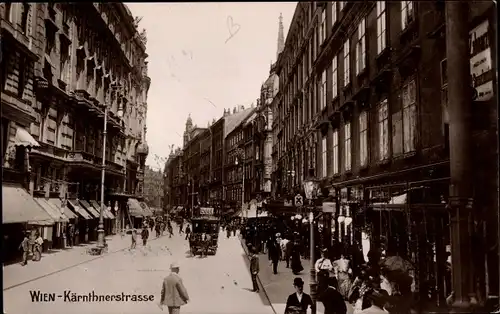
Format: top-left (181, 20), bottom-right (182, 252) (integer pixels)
top-left (139, 29), bottom-right (147, 46)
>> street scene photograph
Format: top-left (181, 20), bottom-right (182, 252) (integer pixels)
top-left (2, 2), bottom-right (499, 314)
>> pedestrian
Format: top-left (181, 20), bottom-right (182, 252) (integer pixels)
top-left (168, 220), bottom-right (174, 238)
top-left (179, 219), bottom-right (184, 235)
top-left (33, 232), bottom-right (43, 261)
top-left (160, 262), bottom-right (190, 314)
top-left (358, 289), bottom-right (389, 314)
top-left (130, 229), bottom-right (137, 250)
top-left (334, 252), bottom-right (353, 299)
top-left (315, 248), bottom-right (334, 286)
top-left (19, 232), bottom-right (30, 266)
top-left (67, 224), bottom-right (74, 247)
top-left (284, 277), bottom-right (314, 314)
top-left (184, 224), bottom-right (191, 241)
top-left (291, 241), bottom-right (304, 275)
top-left (202, 232), bottom-right (211, 257)
top-left (141, 225), bottom-right (149, 246)
top-left (268, 237), bottom-right (280, 275)
top-left (318, 276), bottom-right (347, 314)
top-left (249, 246), bottom-right (260, 292)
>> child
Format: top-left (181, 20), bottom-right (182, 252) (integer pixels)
top-left (130, 229), bottom-right (137, 250)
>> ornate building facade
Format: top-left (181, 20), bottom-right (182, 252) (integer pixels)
top-left (2, 3), bottom-right (151, 259)
top-left (271, 1), bottom-right (497, 310)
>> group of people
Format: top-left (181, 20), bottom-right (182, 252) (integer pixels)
top-left (19, 230), bottom-right (44, 266)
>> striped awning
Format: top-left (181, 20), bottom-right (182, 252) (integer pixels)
top-left (128, 198), bottom-right (150, 217)
top-left (67, 199), bottom-right (92, 220)
top-left (79, 200), bottom-right (100, 218)
top-left (35, 198), bottom-right (69, 223)
top-left (2, 184), bottom-right (54, 225)
top-left (48, 198), bottom-right (77, 220)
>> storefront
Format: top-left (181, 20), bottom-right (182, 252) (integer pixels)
top-left (67, 199), bottom-right (92, 244)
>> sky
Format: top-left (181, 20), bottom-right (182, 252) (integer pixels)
top-left (126, 2), bottom-right (296, 170)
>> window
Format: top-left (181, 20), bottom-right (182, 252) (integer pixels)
top-left (332, 56), bottom-right (338, 99)
top-left (377, 1), bottom-right (387, 54)
top-left (320, 8), bottom-right (326, 44)
top-left (321, 70), bottom-right (327, 110)
top-left (359, 111), bottom-right (368, 166)
top-left (322, 136), bottom-right (327, 178)
top-left (402, 79), bottom-right (417, 152)
top-left (344, 122), bottom-right (351, 171)
top-left (343, 39), bottom-right (350, 86)
top-left (378, 100), bottom-right (390, 160)
top-left (331, 2), bottom-right (337, 26)
top-left (20, 4), bottom-right (30, 34)
top-left (5, 3), bottom-right (12, 21)
top-left (356, 18), bottom-right (366, 75)
top-left (401, 1), bottom-right (414, 30)
top-left (339, 1), bottom-right (345, 11)
top-left (332, 129), bottom-right (339, 174)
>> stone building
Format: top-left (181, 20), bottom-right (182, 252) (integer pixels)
top-left (1, 3), bottom-right (151, 259)
top-left (143, 165), bottom-right (163, 210)
top-left (272, 1), bottom-right (497, 309)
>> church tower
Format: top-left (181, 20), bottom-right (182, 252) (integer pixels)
top-left (277, 13), bottom-right (285, 60)
top-left (183, 114), bottom-right (193, 147)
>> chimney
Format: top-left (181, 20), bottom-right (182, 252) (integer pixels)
top-left (240, 105), bottom-right (245, 111)
top-left (223, 109), bottom-right (229, 117)
top-left (233, 107), bottom-right (237, 114)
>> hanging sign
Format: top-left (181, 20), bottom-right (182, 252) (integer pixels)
top-left (199, 207), bottom-right (214, 216)
top-left (470, 20), bottom-right (493, 101)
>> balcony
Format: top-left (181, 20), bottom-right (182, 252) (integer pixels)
top-left (31, 142), bottom-right (68, 161)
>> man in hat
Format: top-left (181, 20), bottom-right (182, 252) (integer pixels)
top-left (249, 246), bottom-right (260, 292)
top-left (358, 289), bottom-right (389, 314)
top-left (160, 262), bottom-right (190, 314)
top-left (284, 277), bottom-right (314, 314)
top-left (318, 276), bottom-right (347, 314)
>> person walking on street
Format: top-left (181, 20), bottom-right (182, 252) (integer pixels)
top-left (268, 237), bottom-right (280, 275)
top-left (179, 219), bottom-right (184, 235)
top-left (33, 232), bottom-right (43, 261)
top-left (315, 248), bottom-right (334, 287)
top-left (130, 229), bottom-right (137, 250)
top-left (249, 246), bottom-right (260, 292)
top-left (160, 262), bottom-right (190, 314)
top-left (184, 224), bottom-right (191, 240)
top-left (284, 237), bottom-right (293, 268)
top-left (168, 220), bottom-right (174, 238)
top-left (19, 233), bottom-right (30, 266)
top-left (67, 224), bottom-right (74, 247)
top-left (141, 225), bottom-right (149, 246)
top-left (284, 277), bottom-right (314, 314)
top-left (319, 276), bottom-right (347, 314)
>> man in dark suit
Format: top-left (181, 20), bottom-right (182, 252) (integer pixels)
top-left (249, 246), bottom-right (260, 292)
top-left (285, 278), bottom-right (314, 314)
top-left (160, 262), bottom-right (190, 314)
top-left (318, 276), bottom-right (347, 314)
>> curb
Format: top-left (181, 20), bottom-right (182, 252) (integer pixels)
top-left (238, 235), bottom-right (278, 314)
top-left (4, 233), bottom-right (170, 291)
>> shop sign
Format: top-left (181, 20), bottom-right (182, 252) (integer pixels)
top-left (369, 189), bottom-right (390, 203)
top-left (350, 186), bottom-right (364, 202)
top-left (470, 20), bottom-right (494, 101)
top-left (322, 202), bottom-right (336, 213)
top-left (200, 207), bottom-right (214, 215)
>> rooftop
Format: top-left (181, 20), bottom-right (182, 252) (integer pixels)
top-left (223, 107), bottom-right (255, 138)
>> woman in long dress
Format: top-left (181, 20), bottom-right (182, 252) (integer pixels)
top-left (334, 253), bottom-right (353, 299)
top-left (290, 241), bottom-right (304, 275)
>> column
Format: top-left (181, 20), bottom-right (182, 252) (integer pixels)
top-left (446, 1), bottom-right (476, 311)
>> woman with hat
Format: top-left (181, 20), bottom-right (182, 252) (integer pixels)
top-left (315, 248), bottom-right (334, 284)
top-left (284, 277), bottom-right (314, 314)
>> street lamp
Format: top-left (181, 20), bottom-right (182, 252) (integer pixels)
top-left (303, 172), bottom-right (320, 314)
top-left (97, 106), bottom-right (109, 249)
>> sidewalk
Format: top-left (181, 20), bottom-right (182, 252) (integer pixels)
top-left (3, 233), bottom-right (166, 290)
top-left (240, 237), bottom-right (354, 314)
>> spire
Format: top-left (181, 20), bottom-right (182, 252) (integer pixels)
top-left (277, 13), bottom-right (285, 60)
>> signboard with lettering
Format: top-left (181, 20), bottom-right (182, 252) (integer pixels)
top-left (199, 207), bottom-right (214, 216)
top-left (322, 202), bottom-right (336, 213)
top-left (470, 20), bottom-right (493, 101)
top-left (294, 194), bottom-right (303, 207)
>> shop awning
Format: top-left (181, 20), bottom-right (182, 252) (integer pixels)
top-left (79, 200), bottom-right (100, 218)
top-left (128, 198), bottom-right (148, 217)
top-left (139, 201), bottom-right (153, 217)
top-left (90, 200), bottom-right (113, 219)
top-left (67, 199), bottom-right (92, 220)
top-left (371, 193), bottom-right (407, 211)
top-left (2, 183), bottom-right (54, 225)
top-left (105, 206), bottom-right (116, 219)
top-left (14, 127), bottom-right (40, 148)
top-left (35, 198), bottom-right (69, 223)
top-left (88, 200), bottom-right (107, 219)
top-left (48, 198), bottom-right (77, 220)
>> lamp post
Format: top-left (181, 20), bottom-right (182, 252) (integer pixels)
top-left (303, 172), bottom-right (320, 314)
top-left (97, 106), bottom-right (108, 249)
